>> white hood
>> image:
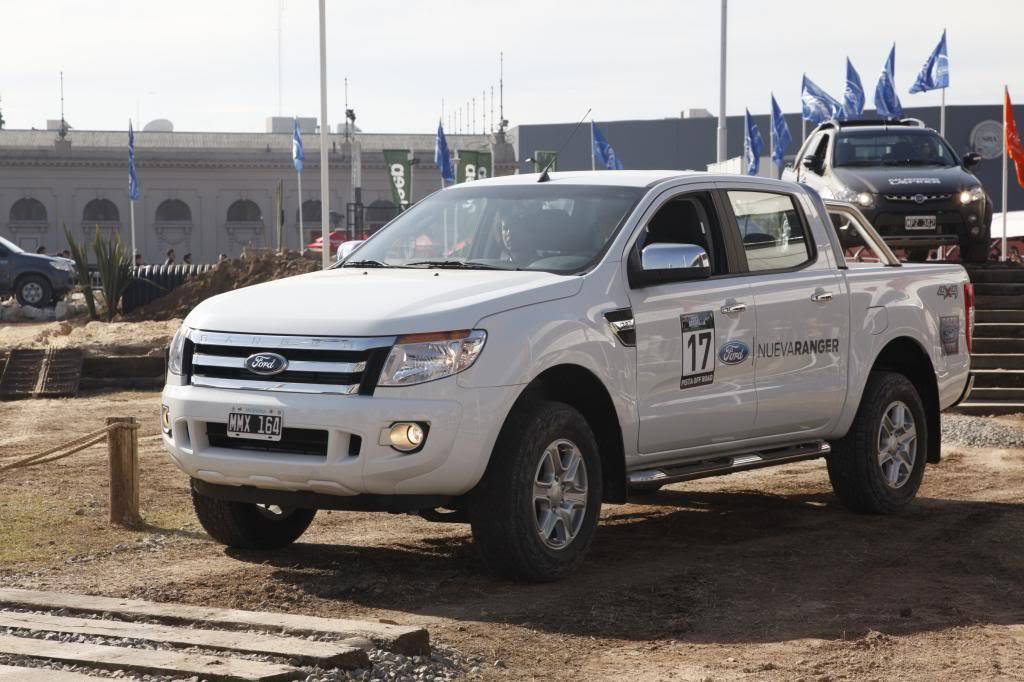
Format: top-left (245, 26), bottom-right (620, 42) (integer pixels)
top-left (184, 267), bottom-right (583, 336)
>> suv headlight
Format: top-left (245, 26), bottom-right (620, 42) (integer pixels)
top-left (50, 259), bottom-right (74, 272)
top-left (167, 325), bottom-right (190, 375)
top-left (836, 187), bottom-right (875, 208)
top-left (378, 330), bottom-right (486, 386)
top-left (959, 186), bottom-right (985, 205)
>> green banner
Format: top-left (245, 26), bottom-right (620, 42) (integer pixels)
top-left (476, 151), bottom-right (492, 180)
top-left (383, 149), bottom-right (413, 208)
top-left (533, 150), bottom-right (557, 173)
top-left (456, 150), bottom-right (480, 183)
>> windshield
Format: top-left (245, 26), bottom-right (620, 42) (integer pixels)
top-left (342, 184), bottom-right (644, 273)
top-left (833, 130), bottom-right (958, 168)
top-left (0, 235), bottom-right (23, 254)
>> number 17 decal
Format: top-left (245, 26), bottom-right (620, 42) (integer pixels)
top-left (680, 311), bottom-right (715, 389)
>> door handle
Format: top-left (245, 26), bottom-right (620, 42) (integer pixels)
top-left (811, 291), bottom-right (834, 303)
top-left (720, 302), bottom-right (747, 314)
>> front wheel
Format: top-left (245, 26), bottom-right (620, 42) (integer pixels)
top-left (191, 482), bottom-right (316, 549)
top-left (15, 275), bottom-right (52, 308)
top-left (468, 400), bottom-right (602, 582)
top-left (827, 371), bottom-right (927, 514)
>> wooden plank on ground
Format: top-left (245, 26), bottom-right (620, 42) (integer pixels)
top-left (0, 634), bottom-right (298, 682)
top-left (0, 611), bottom-right (368, 668)
top-left (0, 589), bottom-right (429, 655)
top-left (0, 664), bottom-right (100, 681)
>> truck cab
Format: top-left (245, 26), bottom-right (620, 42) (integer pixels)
top-left (162, 171), bottom-right (972, 581)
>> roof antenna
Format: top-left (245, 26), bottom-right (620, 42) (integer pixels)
top-left (58, 71), bottom-right (68, 140)
top-left (537, 107), bottom-right (590, 183)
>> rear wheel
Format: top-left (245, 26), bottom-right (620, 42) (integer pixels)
top-left (468, 400), bottom-right (602, 582)
top-left (827, 371), bottom-right (927, 514)
top-left (191, 482), bottom-right (316, 549)
top-left (15, 275), bottom-right (52, 308)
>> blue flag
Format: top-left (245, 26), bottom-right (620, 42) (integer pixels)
top-left (801, 75), bottom-right (841, 124)
top-left (770, 95), bottom-right (791, 173)
top-left (910, 30), bottom-right (949, 93)
top-left (744, 109), bottom-right (765, 176)
top-left (842, 58), bottom-right (865, 120)
top-left (435, 121), bottom-right (454, 184)
top-left (292, 118), bottom-right (305, 173)
top-left (128, 121), bottom-right (140, 201)
top-left (592, 123), bottom-right (624, 170)
top-left (875, 44), bottom-right (903, 119)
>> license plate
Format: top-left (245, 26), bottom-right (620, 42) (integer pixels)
top-left (905, 215), bottom-right (937, 230)
top-left (226, 407), bottom-right (283, 441)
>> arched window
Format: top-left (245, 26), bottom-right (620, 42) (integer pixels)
top-left (83, 198), bottom-right (120, 223)
top-left (227, 199), bottom-right (262, 223)
top-left (10, 198), bottom-right (47, 222)
top-left (155, 199), bottom-right (192, 222)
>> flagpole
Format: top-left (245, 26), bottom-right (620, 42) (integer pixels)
top-left (317, 0), bottom-right (330, 270)
top-left (297, 171), bottom-right (304, 253)
top-left (716, 0), bottom-right (727, 163)
top-left (130, 201), bottom-right (136, 262)
top-left (1003, 85), bottom-right (1009, 262)
top-left (590, 120), bottom-right (596, 170)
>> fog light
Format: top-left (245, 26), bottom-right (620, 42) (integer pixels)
top-left (971, 226), bottom-right (981, 236)
top-left (386, 422), bottom-right (427, 452)
top-left (160, 404), bottom-right (172, 436)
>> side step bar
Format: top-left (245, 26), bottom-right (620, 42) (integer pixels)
top-left (627, 440), bottom-right (830, 489)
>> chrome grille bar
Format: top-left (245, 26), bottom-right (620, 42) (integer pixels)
top-left (192, 352), bottom-right (366, 374)
top-left (191, 376), bottom-right (360, 395)
top-left (188, 330), bottom-right (396, 352)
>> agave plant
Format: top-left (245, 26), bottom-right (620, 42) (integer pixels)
top-left (62, 224), bottom-right (97, 320)
top-left (90, 227), bottom-right (132, 321)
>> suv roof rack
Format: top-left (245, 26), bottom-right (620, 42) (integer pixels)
top-left (814, 118), bottom-right (929, 133)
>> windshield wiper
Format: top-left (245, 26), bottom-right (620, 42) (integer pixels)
top-left (341, 259), bottom-right (390, 268)
top-left (404, 260), bottom-right (515, 270)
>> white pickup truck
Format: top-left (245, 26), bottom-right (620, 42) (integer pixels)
top-left (162, 171), bottom-right (973, 581)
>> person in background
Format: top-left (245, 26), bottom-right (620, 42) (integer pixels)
top-left (218, 253), bottom-right (228, 263)
top-left (164, 248), bottom-right (175, 265)
top-left (134, 252), bottom-right (143, 267)
top-left (36, 245), bottom-right (46, 254)
top-left (59, 249), bottom-right (71, 259)
top-left (182, 253), bottom-right (193, 265)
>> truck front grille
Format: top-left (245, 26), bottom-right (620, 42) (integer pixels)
top-left (186, 331), bottom-right (395, 396)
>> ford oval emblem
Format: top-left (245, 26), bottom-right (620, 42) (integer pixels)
top-left (244, 352), bottom-right (288, 376)
top-left (718, 340), bottom-right (749, 365)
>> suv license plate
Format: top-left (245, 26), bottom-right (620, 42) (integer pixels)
top-left (226, 407), bottom-right (283, 441)
top-left (905, 215), bottom-right (937, 230)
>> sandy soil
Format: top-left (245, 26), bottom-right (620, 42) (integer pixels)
top-left (1, 390), bottom-right (1022, 681)
top-left (0, 319), bottom-right (181, 354)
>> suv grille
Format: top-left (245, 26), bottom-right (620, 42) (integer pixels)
top-left (186, 331), bottom-right (395, 396)
top-left (884, 193), bottom-right (952, 203)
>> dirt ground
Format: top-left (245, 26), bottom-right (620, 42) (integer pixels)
top-left (1, 391), bottom-right (1022, 681)
top-left (0, 318), bottom-right (181, 354)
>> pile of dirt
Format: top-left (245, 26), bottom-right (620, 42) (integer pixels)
top-left (125, 250), bottom-right (321, 322)
top-left (0, 318), bottom-right (182, 355)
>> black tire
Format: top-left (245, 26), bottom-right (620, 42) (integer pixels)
top-left (191, 482), bottom-right (316, 550)
top-left (15, 274), bottom-right (52, 308)
top-left (905, 247), bottom-right (930, 263)
top-left (468, 400), bottom-right (602, 582)
top-left (961, 240), bottom-right (990, 264)
top-left (827, 371), bottom-right (927, 514)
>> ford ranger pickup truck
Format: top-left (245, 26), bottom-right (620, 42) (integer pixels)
top-left (162, 171), bottom-right (973, 581)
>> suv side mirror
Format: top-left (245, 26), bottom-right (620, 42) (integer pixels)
top-left (963, 151), bottom-right (982, 169)
top-left (335, 239), bottom-right (364, 262)
top-left (801, 154), bottom-right (821, 174)
top-left (629, 243), bottom-right (711, 288)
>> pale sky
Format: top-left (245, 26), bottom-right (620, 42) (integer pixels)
top-left (0, 0), bottom-right (1020, 134)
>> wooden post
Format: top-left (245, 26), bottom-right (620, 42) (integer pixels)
top-left (106, 416), bottom-right (142, 528)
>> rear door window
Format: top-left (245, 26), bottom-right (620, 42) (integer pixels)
top-left (727, 191), bottom-right (813, 272)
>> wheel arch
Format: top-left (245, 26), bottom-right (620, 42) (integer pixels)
top-left (867, 336), bottom-right (941, 464)
top-left (505, 363), bottom-right (628, 503)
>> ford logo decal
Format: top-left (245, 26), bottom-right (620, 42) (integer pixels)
top-left (718, 341), bottom-right (749, 365)
top-left (244, 352), bottom-right (288, 376)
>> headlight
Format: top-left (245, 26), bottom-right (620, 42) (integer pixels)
top-left (167, 325), bottom-right (190, 375)
top-left (959, 186), bottom-right (985, 205)
top-left (854, 192), bottom-right (875, 208)
top-left (378, 330), bottom-right (486, 386)
top-left (50, 259), bottom-right (74, 272)
top-left (836, 187), bottom-right (874, 208)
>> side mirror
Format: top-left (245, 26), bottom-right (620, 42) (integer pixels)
top-left (629, 243), bottom-right (711, 288)
top-left (801, 154), bottom-right (820, 174)
top-left (963, 151), bottom-right (982, 169)
top-left (335, 239), bottom-right (364, 262)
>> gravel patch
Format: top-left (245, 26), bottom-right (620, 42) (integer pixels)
top-left (941, 414), bottom-right (1024, 449)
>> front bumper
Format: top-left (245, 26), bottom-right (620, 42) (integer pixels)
top-left (861, 195), bottom-right (991, 248)
top-left (161, 380), bottom-right (518, 498)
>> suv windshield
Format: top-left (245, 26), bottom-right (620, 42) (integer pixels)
top-left (833, 129), bottom-right (958, 168)
top-left (0, 235), bottom-right (23, 253)
top-left (342, 184), bottom-right (644, 273)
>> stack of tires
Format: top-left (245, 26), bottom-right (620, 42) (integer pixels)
top-left (121, 263), bottom-right (213, 314)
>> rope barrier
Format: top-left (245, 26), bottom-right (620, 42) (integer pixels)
top-left (0, 421), bottom-right (140, 474)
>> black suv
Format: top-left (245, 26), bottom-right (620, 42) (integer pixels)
top-left (786, 119), bottom-right (991, 262)
top-left (0, 235), bottom-right (77, 307)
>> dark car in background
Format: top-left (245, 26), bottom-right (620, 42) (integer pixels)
top-left (786, 119), bottom-right (991, 263)
top-left (0, 235), bottom-right (77, 307)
